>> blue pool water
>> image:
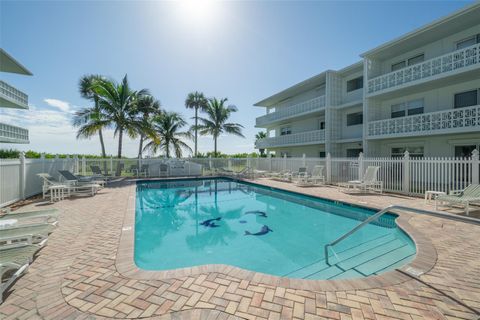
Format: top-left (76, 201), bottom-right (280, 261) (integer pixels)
top-left (135, 178), bottom-right (416, 280)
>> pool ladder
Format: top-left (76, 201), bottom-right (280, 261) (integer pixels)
top-left (323, 204), bottom-right (474, 266)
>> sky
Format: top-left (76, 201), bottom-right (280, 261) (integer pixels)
top-left (0, 0), bottom-right (473, 157)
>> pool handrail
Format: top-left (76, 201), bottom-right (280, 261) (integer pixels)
top-left (324, 204), bottom-right (480, 266)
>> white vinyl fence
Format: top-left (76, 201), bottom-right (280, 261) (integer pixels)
top-left (0, 150), bottom-right (479, 207)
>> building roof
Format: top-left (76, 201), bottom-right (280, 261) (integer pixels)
top-left (0, 49), bottom-right (33, 75)
top-left (361, 2), bottom-right (480, 60)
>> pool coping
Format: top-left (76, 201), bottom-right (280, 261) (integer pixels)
top-left (115, 177), bottom-right (438, 291)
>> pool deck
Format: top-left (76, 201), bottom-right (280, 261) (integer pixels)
top-left (1, 178), bottom-right (480, 320)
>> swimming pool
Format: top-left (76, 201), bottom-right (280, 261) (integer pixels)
top-left (135, 178), bottom-right (416, 280)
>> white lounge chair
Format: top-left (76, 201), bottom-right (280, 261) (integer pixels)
top-left (297, 165), bottom-right (325, 187)
top-left (435, 184), bottom-right (480, 215)
top-left (292, 167), bottom-right (308, 182)
top-left (58, 170), bottom-right (106, 188)
top-left (38, 173), bottom-right (99, 198)
top-left (159, 164), bottom-right (169, 177)
top-left (0, 208), bottom-right (58, 225)
top-left (343, 166), bottom-right (383, 193)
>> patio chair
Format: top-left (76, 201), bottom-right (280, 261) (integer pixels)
top-left (90, 165), bottom-right (114, 180)
top-left (0, 235), bottom-right (47, 303)
top-left (0, 223), bottom-right (57, 244)
top-left (297, 165), bottom-right (325, 186)
top-left (38, 173), bottom-right (99, 198)
top-left (159, 164), bottom-right (169, 177)
top-left (232, 167), bottom-right (253, 179)
top-left (343, 166), bottom-right (383, 193)
top-left (435, 184), bottom-right (480, 215)
top-left (291, 167), bottom-right (308, 181)
top-left (0, 208), bottom-right (59, 225)
top-left (58, 170), bottom-right (106, 188)
top-left (134, 164), bottom-right (149, 177)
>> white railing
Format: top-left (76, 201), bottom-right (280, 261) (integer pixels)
top-left (256, 96), bottom-right (325, 127)
top-left (0, 80), bottom-right (28, 108)
top-left (367, 105), bottom-right (480, 139)
top-left (1, 151), bottom-right (479, 207)
top-left (255, 130), bottom-right (325, 148)
top-left (367, 43), bottom-right (480, 95)
top-left (0, 122), bottom-right (29, 143)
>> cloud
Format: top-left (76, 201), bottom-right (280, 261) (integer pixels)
top-left (44, 98), bottom-right (72, 113)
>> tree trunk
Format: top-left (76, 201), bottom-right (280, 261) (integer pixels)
top-left (138, 135), bottom-right (144, 159)
top-left (214, 136), bottom-right (217, 157)
top-left (99, 129), bottom-right (108, 174)
top-left (117, 128), bottom-right (123, 158)
top-left (194, 107), bottom-right (198, 157)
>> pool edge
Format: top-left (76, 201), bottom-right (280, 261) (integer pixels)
top-left (115, 177), bottom-right (437, 292)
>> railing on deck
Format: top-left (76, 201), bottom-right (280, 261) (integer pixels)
top-left (1, 150), bottom-right (479, 207)
top-left (367, 43), bottom-right (480, 95)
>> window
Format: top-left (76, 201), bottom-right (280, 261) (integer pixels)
top-left (455, 145), bottom-right (476, 158)
top-left (346, 148), bottom-right (363, 158)
top-left (391, 146), bottom-right (424, 158)
top-left (280, 151), bottom-right (290, 158)
top-left (454, 90), bottom-right (478, 109)
top-left (346, 76), bottom-right (363, 92)
top-left (346, 112), bottom-right (363, 126)
top-left (456, 34), bottom-right (480, 50)
top-left (280, 127), bottom-right (291, 135)
top-left (319, 151), bottom-right (326, 158)
top-left (391, 53), bottom-right (424, 71)
top-left (318, 120), bottom-right (325, 130)
top-left (391, 99), bottom-right (424, 118)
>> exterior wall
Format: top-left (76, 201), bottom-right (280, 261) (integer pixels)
top-left (368, 132), bottom-right (480, 157)
top-left (367, 25), bottom-right (480, 78)
top-left (267, 86), bottom-right (325, 113)
top-left (267, 145), bottom-right (325, 158)
top-left (269, 115), bottom-right (325, 137)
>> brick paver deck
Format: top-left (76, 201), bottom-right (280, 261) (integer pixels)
top-left (1, 178), bottom-right (479, 320)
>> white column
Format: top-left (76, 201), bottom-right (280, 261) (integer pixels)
top-left (472, 149), bottom-right (479, 185)
top-left (402, 151), bottom-right (410, 194)
top-left (358, 152), bottom-right (364, 181)
top-left (326, 152), bottom-right (332, 184)
top-left (19, 151), bottom-right (26, 199)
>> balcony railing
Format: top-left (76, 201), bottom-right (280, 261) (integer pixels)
top-left (0, 80), bottom-right (29, 109)
top-left (255, 130), bottom-right (325, 148)
top-left (0, 122), bottom-right (29, 143)
top-left (256, 96), bottom-right (325, 127)
top-left (367, 43), bottom-right (480, 95)
top-left (367, 105), bottom-right (480, 139)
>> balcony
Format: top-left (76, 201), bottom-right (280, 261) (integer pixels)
top-left (367, 43), bottom-right (480, 96)
top-left (0, 80), bottom-right (29, 109)
top-left (255, 96), bottom-right (325, 127)
top-left (0, 122), bottom-right (29, 143)
top-left (255, 130), bottom-right (325, 148)
top-left (367, 105), bottom-right (480, 139)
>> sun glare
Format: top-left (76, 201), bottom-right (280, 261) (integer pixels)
top-left (177, 0), bottom-right (217, 25)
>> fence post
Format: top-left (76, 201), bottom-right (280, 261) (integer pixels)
top-left (472, 149), bottom-right (479, 185)
top-left (41, 152), bottom-right (45, 173)
top-left (73, 155), bottom-right (78, 174)
top-left (19, 151), bottom-right (26, 200)
top-left (228, 158), bottom-right (232, 171)
top-left (268, 153), bottom-right (272, 172)
top-left (283, 154), bottom-right (287, 171)
top-left (358, 152), bottom-right (364, 180)
top-left (302, 154), bottom-right (306, 167)
top-left (110, 156), bottom-right (113, 176)
top-left (402, 151), bottom-right (410, 195)
top-left (326, 152), bottom-right (332, 184)
top-left (82, 156), bottom-right (86, 176)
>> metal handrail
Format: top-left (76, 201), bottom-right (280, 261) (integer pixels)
top-left (324, 205), bottom-right (460, 266)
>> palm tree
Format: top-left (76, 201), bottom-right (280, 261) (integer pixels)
top-left (196, 98), bottom-right (244, 156)
top-left (74, 74), bottom-right (109, 158)
top-left (143, 111), bottom-right (192, 158)
top-left (255, 131), bottom-right (267, 157)
top-left (135, 95), bottom-right (162, 159)
top-left (92, 74), bottom-right (149, 158)
top-left (185, 91), bottom-right (208, 157)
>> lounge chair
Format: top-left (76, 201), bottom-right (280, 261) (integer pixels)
top-left (90, 165), bottom-right (114, 180)
top-left (133, 164), bottom-right (149, 177)
top-left (435, 184), bottom-right (480, 215)
top-left (58, 170), bottom-right (106, 188)
top-left (232, 167), bottom-right (253, 179)
top-left (0, 235), bottom-right (47, 303)
top-left (292, 167), bottom-right (308, 182)
top-left (38, 173), bottom-right (99, 198)
top-left (343, 166), bottom-right (383, 193)
top-left (159, 164), bottom-right (169, 177)
top-left (0, 223), bottom-right (57, 244)
top-left (0, 208), bottom-right (58, 225)
top-left (297, 165), bottom-right (324, 186)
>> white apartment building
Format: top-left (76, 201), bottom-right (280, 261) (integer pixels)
top-left (0, 49), bottom-right (32, 144)
top-left (255, 2), bottom-right (480, 158)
